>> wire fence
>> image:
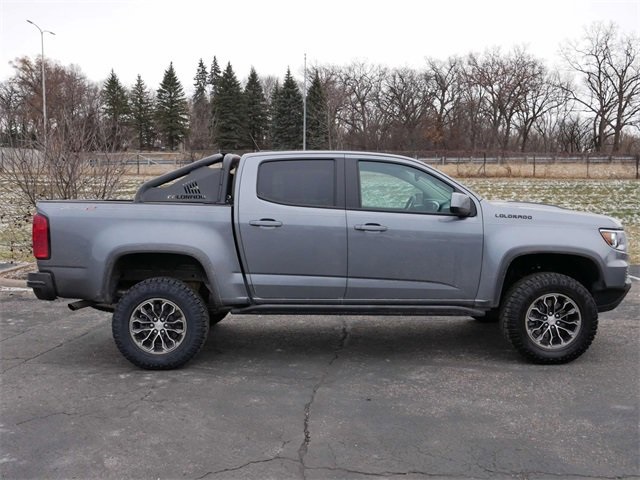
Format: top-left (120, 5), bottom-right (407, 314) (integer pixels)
top-left (384, 151), bottom-right (639, 179)
top-left (2, 148), bottom-right (639, 179)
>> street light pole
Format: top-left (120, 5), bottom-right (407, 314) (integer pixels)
top-left (27, 19), bottom-right (55, 152)
top-left (303, 53), bottom-right (307, 151)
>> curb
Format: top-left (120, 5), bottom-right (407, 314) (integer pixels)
top-left (0, 263), bottom-right (32, 288)
top-left (0, 277), bottom-right (28, 288)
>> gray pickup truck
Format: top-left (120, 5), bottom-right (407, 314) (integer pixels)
top-left (28, 151), bottom-right (631, 369)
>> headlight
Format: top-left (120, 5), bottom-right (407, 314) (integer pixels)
top-left (600, 229), bottom-right (627, 252)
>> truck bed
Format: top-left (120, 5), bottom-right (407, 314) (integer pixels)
top-left (35, 200), bottom-right (246, 304)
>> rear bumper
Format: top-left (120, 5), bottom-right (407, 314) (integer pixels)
top-left (27, 272), bottom-right (57, 300)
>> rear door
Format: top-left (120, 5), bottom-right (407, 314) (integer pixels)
top-left (345, 155), bottom-right (483, 301)
top-left (236, 154), bottom-right (347, 300)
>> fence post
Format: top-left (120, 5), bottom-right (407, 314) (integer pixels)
top-left (533, 155), bottom-right (536, 178)
top-left (636, 154), bottom-right (639, 180)
top-left (136, 153), bottom-right (140, 175)
top-left (586, 154), bottom-right (590, 179)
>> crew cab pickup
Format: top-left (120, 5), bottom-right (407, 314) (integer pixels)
top-left (28, 151), bottom-right (631, 369)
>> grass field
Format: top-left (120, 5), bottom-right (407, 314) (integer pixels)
top-left (1, 173), bottom-right (638, 264)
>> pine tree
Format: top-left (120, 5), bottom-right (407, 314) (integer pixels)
top-left (212, 62), bottom-right (247, 151)
top-left (306, 71), bottom-right (329, 149)
top-left (271, 68), bottom-right (303, 150)
top-left (193, 59), bottom-right (209, 104)
top-left (244, 67), bottom-right (268, 150)
top-left (130, 74), bottom-right (155, 149)
top-left (101, 69), bottom-right (129, 150)
top-left (208, 56), bottom-right (222, 97)
top-left (190, 59), bottom-right (211, 150)
top-left (155, 62), bottom-right (189, 150)
top-left (267, 81), bottom-right (281, 149)
top-left (209, 56), bottom-right (222, 142)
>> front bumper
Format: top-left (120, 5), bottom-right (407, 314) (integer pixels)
top-left (593, 278), bottom-right (632, 312)
top-left (27, 272), bottom-right (57, 301)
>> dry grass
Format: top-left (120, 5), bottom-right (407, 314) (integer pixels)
top-left (436, 162), bottom-right (637, 179)
top-left (123, 163), bottom-right (187, 177)
top-left (124, 159), bottom-right (638, 180)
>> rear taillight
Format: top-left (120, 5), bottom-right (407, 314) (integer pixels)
top-left (32, 213), bottom-right (50, 260)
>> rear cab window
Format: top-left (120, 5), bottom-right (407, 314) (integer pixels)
top-left (257, 159), bottom-right (337, 208)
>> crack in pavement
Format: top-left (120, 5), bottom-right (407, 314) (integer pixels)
top-left (297, 319), bottom-right (351, 478)
top-left (481, 470), bottom-right (639, 480)
top-left (305, 466), bottom-right (639, 479)
top-left (11, 383), bottom-right (158, 427)
top-left (306, 466), bottom-right (465, 478)
top-left (194, 441), bottom-right (297, 479)
top-left (14, 411), bottom-right (77, 426)
top-left (1, 328), bottom-right (95, 374)
top-left (0, 327), bottom-right (38, 343)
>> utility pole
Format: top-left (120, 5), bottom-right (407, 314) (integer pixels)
top-left (27, 19), bottom-right (55, 154)
top-left (302, 53), bottom-right (307, 151)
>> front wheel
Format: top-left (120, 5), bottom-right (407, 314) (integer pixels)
top-left (112, 277), bottom-right (210, 369)
top-left (500, 272), bottom-right (598, 364)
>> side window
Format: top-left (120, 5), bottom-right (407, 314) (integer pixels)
top-left (358, 161), bottom-right (454, 214)
top-left (258, 160), bottom-right (336, 207)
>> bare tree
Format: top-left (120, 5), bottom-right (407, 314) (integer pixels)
top-left (605, 32), bottom-right (640, 151)
top-left (516, 69), bottom-right (569, 151)
top-left (469, 48), bottom-right (541, 150)
top-left (0, 80), bottom-right (23, 145)
top-left (556, 114), bottom-right (592, 153)
top-left (426, 57), bottom-right (462, 148)
top-left (458, 65), bottom-right (487, 151)
top-left (337, 62), bottom-right (388, 150)
top-left (311, 66), bottom-right (348, 149)
top-left (561, 22), bottom-right (639, 152)
top-left (380, 67), bottom-right (432, 150)
top-left (1, 57), bottom-right (126, 207)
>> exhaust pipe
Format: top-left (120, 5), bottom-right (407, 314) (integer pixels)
top-left (68, 300), bottom-right (94, 311)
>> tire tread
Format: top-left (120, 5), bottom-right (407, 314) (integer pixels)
top-left (500, 272), bottom-right (598, 364)
top-left (112, 277), bottom-right (210, 370)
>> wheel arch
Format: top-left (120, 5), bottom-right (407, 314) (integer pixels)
top-left (105, 249), bottom-right (221, 307)
top-left (494, 252), bottom-right (603, 307)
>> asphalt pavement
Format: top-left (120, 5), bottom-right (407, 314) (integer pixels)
top-left (0, 285), bottom-right (638, 479)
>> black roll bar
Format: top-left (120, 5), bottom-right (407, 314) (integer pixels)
top-left (133, 153), bottom-right (224, 203)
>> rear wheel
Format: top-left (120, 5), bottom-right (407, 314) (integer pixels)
top-left (112, 277), bottom-right (210, 369)
top-left (500, 272), bottom-right (598, 364)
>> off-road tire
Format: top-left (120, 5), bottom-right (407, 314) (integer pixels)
top-left (500, 272), bottom-right (598, 364)
top-left (112, 277), bottom-right (210, 369)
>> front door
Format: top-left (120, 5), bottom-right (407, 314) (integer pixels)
top-left (345, 157), bottom-right (483, 301)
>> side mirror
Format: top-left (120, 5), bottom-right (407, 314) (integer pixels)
top-left (450, 192), bottom-right (472, 217)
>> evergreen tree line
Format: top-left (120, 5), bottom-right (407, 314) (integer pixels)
top-left (1, 22), bottom-right (638, 154)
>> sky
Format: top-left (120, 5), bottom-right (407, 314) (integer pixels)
top-left (1, 0), bottom-right (639, 94)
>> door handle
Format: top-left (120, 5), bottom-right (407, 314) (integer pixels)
top-left (249, 219), bottom-right (283, 227)
top-left (354, 223), bottom-right (388, 232)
